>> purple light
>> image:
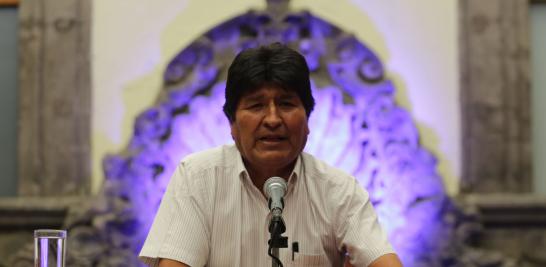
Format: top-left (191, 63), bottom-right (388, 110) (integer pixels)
top-left (90, 9), bottom-right (454, 267)
top-left (40, 238), bottom-right (48, 267)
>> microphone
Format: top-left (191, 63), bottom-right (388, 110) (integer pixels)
top-left (263, 177), bottom-right (287, 215)
top-left (263, 177), bottom-right (289, 266)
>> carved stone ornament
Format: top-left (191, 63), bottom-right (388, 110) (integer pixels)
top-left (9, 0), bottom-right (516, 266)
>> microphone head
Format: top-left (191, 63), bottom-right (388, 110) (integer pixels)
top-left (263, 176), bottom-right (287, 198)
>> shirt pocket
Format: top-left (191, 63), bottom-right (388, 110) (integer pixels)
top-left (284, 253), bottom-right (330, 267)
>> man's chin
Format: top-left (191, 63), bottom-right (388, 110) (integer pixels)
top-left (257, 154), bottom-right (297, 167)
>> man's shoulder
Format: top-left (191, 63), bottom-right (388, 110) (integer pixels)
top-left (180, 144), bottom-right (238, 173)
top-left (301, 152), bottom-right (355, 186)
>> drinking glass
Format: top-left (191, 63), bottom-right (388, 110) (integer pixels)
top-left (34, 229), bottom-right (66, 267)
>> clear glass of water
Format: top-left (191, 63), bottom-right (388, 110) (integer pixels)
top-left (34, 229), bottom-right (67, 267)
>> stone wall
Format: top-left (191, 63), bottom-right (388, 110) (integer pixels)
top-left (459, 1), bottom-right (546, 266)
top-left (17, 0), bottom-right (91, 196)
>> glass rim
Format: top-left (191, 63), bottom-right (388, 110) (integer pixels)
top-left (34, 229), bottom-right (67, 238)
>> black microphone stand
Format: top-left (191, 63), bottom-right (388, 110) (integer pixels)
top-left (268, 209), bottom-right (288, 267)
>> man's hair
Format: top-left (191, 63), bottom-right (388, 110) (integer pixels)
top-left (223, 42), bottom-right (315, 123)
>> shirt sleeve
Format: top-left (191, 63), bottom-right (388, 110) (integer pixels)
top-left (334, 178), bottom-right (395, 266)
top-left (139, 163), bottom-right (210, 267)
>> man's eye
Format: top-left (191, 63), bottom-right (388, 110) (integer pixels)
top-left (280, 101), bottom-right (295, 107)
top-left (247, 103), bottom-right (263, 109)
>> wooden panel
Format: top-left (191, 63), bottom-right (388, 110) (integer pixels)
top-left (18, 0), bottom-right (91, 196)
top-left (459, 0), bottom-right (532, 193)
top-left (0, 0), bottom-right (18, 6)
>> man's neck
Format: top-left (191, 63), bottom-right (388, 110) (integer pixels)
top-left (244, 161), bottom-right (295, 197)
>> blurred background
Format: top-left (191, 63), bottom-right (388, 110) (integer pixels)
top-left (0, 0), bottom-right (545, 266)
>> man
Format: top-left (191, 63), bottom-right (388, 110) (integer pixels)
top-left (139, 43), bottom-right (402, 267)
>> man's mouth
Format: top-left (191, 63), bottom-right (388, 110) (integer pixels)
top-left (259, 136), bottom-right (287, 142)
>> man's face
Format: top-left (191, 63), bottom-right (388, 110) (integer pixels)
top-left (230, 85), bottom-right (310, 175)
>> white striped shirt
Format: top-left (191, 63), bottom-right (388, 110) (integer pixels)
top-left (139, 145), bottom-right (394, 267)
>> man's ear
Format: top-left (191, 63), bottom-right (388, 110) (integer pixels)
top-left (230, 121), bottom-right (238, 140)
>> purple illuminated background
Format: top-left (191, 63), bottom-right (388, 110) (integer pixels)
top-left (63, 9), bottom-right (458, 267)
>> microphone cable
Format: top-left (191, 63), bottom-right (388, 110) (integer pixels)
top-left (267, 222), bottom-right (284, 267)
top-left (268, 246), bottom-right (284, 267)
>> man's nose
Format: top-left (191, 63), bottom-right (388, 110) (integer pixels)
top-left (263, 104), bottom-right (282, 128)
